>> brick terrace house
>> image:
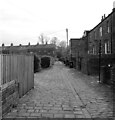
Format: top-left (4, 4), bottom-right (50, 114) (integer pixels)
top-left (87, 7), bottom-right (115, 75)
top-left (79, 31), bottom-right (90, 74)
top-left (69, 38), bottom-right (81, 68)
top-left (69, 5), bottom-right (115, 77)
top-left (0, 43), bottom-right (56, 58)
top-left (69, 31), bottom-right (89, 73)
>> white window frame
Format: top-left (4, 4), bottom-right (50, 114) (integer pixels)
top-left (93, 47), bottom-right (95, 55)
top-left (105, 42), bottom-right (107, 54)
top-left (100, 27), bottom-right (102, 37)
top-left (108, 26), bottom-right (110, 33)
top-left (107, 41), bottom-right (111, 53)
top-left (105, 41), bottom-right (111, 54)
top-left (107, 21), bottom-right (110, 33)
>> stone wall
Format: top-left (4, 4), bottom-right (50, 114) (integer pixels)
top-left (2, 80), bottom-right (19, 116)
top-left (110, 64), bottom-right (115, 85)
top-left (0, 89), bottom-right (2, 119)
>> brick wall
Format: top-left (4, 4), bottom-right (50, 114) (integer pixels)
top-left (112, 11), bottom-right (115, 54)
top-left (2, 80), bottom-right (19, 116)
top-left (0, 90), bottom-right (2, 119)
top-left (81, 57), bottom-right (89, 75)
top-left (69, 39), bottom-right (81, 57)
top-left (110, 64), bottom-right (115, 85)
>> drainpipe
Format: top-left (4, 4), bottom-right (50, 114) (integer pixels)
top-left (99, 39), bottom-right (101, 83)
top-left (111, 9), bottom-right (113, 66)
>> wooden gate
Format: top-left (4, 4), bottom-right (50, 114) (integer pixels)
top-left (1, 54), bottom-right (34, 98)
top-left (17, 54), bottom-right (34, 98)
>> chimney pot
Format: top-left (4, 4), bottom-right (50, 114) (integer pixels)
top-left (28, 42), bottom-right (30, 46)
top-left (2, 43), bottom-right (4, 47)
top-left (11, 43), bottom-right (13, 46)
top-left (101, 16), bottom-right (103, 21)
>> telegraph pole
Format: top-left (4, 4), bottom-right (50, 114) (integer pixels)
top-left (66, 28), bottom-right (68, 48)
top-left (66, 28), bottom-right (69, 64)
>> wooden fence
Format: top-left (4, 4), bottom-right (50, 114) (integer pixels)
top-left (0, 54), bottom-right (34, 98)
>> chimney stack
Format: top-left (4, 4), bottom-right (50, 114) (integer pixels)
top-left (11, 43), bottom-right (13, 46)
top-left (104, 14), bottom-right (106, 19)
top-left (101, 16), bottom-right (104, 21)
top-left (28, 42), bottom-right (30, 46)
top-left (2, 43), bottom-right (4, 47)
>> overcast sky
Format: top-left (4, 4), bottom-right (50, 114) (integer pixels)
top-left (0, 0), bottom-right (114, 46)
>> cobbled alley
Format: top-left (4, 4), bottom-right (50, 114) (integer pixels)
top-left (3, 61), bottom-right (114, 119)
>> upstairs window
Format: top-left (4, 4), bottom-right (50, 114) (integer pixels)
top-left (108, 25), bottom-right (110, 33)
top-left (107, 21), bottom-right (110, 33)
top-left (99, 27), bottom-right (103, 37)
top-left (92, 46), bottom-right (96, 55)
top-left (94, 31), bottom-right (96, 39)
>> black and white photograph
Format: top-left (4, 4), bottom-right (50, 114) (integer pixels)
top-left (0, 0), bottom-right (115, 119)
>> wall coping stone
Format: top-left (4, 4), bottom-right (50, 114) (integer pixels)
top-left (1, 80), bottom-right (16, 90)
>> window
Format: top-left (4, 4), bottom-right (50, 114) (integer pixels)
top-left (107, 41), bottom-right (111, 53)
top-left (88, 50), bottom-right (89, 54)
top-left (108, 26), bottom-right (110, 33)
top-left (93, 47), bottom-right (95, 54)
top-left (92, 46), bottom-right (96, 55)
top-left (104, 41), bottom-right (111, 54)
top-left (105, 43), bottom-right (107, 54)
top-left (94, 31), bottom-right (95, 39)
top-left (107, 21), bottom-right (110, 33)
top-left (99, 27), bottom-right (102, 37)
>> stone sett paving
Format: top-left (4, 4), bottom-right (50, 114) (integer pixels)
top-left (3, 61), bottom-right (114, 119)
top-left (3, 62), bottom-right (88, 119)
top-left (67, 67), bottom-right (114, 119)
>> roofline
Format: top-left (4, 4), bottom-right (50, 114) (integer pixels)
top-left (89, 10), bottom-right (114, 33)
top-left (70, 38), bottom-right (81, 40)
top-left (0, 43), bottom-right (56, 48)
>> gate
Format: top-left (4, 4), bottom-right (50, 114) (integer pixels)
top-left (17, 54), bottom-right (34, 98)
top-left (1, 54), bottom-right (34, 98)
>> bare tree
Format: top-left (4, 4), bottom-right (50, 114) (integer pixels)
top-left (39, 33), bottom-right (44, 44)
top-left (45, 36), bottom-right (50, 44)
top-left (59, 40), bottom-right (66, 48)
top-left (39, 33), bottom-right (49, 44)
top-left (50, 37), bottom-right (58, 45)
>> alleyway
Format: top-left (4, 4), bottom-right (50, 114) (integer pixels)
top-left (3, 61), bottom-right (114, 118)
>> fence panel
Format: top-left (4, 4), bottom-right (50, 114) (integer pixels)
top-left (17, 55), bottom-right (24, 97)
top-left (0, 55), bottom-right (1, 85)
top-left (1, 54), bottom-right (34, 97)
top-left (24, 55), bottom-right (28, 94)
top-left (0, 55), bottom-right (3, 85)
top-left (28, 55), bottom-right (34, 91)
top-left (3, 55), bottom-right (6, 84)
